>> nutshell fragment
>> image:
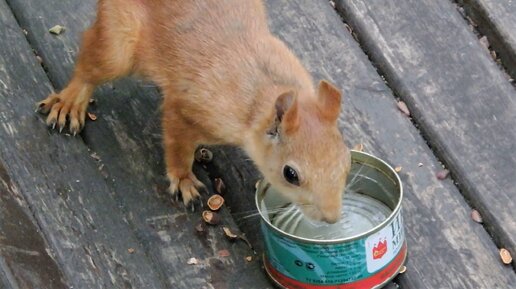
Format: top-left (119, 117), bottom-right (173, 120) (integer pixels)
top-left (436, 169), bottom-right (450, 180)
top-left (187, 257), bottom-right (198, 265)
top-left (214, 178), bottom-right (226, 195)
top-left (202, 210), bottom-right (221, 225)
top-left (500, 248), bottom-right (512, 265)
top-left (396, 101), bottom-right (410, 116)
top-left (194, 147), bottom-right (213, 163)
top-left (49, 25), bottom-right (65, 35)
top-left (207, 194), bottom-right (224, 211)
top-left (218, 249), bottom-right (230, 257)
top-left (222, 226), bottom-right (238, 240)
top-left (470, 209), bottom-right (483, 224)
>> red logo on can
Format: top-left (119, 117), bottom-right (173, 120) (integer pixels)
top-left (373, 239), bottom-right (388, 260)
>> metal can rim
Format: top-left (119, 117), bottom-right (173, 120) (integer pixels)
top-left (255, 150), bottom-right (404, 244)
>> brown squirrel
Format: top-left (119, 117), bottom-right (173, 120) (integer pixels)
top-left (37, 0), bottom-right (351, 223)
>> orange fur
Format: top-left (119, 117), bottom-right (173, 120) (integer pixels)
top-left (37, 0), bottom-right (351, 222)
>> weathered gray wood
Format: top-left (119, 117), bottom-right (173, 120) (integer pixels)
top-left (458, 0), bottom-right (516, 81)
top-left (0, 265), bottom-right (15, 289)
top-left (334, 0), bottom-right (516, 260)
top-left (0, 162), bottom-right (67, 289)
top-left (0, 274), bottom-right (10, 289)
top-left (383, 282), bottom-right (400, 289)
top-left (4, 0), bottom-right (272, 288)
top-left (210, 0), bottom-right (516, 288)
top-left (0, 1), bottom-right (177, 288)
top-left (4, 0), bottom-right (516, 288)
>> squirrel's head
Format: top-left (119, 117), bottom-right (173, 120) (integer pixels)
top-left (249, 80), bottom-right (351, 224)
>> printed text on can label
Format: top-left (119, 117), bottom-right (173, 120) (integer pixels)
top-left (262, 209), bottom-right (405, 285)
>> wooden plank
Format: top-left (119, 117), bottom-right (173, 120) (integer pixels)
top-left (0, 1), bottom-right (175, 288)
top-left (458, 0), bottom-right (516, 81)
top-left (334, 0), bottom-right (516, 258)
top-left (6, 1), bottom-right (515, 289)
top-left (4, 0), bottom-right (272, 288)
top-left (0, 161), bottom-right (67, 289)
top-left (210, 0), bottom-right (516, 288)
top-left (0, 265), bottom-right (15, 289)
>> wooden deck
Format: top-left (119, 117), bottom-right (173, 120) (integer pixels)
top-left (0, 0), bottom-right (514, 288)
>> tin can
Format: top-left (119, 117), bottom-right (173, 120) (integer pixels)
top-left (256, 151), bottom-right (407, 289)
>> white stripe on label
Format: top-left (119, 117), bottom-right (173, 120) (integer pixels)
top-left (365, 210), bottom-right (404, 273)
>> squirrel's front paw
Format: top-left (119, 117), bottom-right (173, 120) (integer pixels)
top-left (36, 92), bottom-right (88, 135)
top-left (168, 172), bottom-right (205, 211)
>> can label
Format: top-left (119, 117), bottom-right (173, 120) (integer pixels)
top-left (262, 210), bottom-right (405, 288)
top-left (365, 212), bottom-right (404, 273)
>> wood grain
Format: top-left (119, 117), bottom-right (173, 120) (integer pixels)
top-left (0, 1), bottom-right (212, 288)
top-left (458, 0), bottom-right (516, 80)
top-left (335, 0), bottom-right (516, 265)
top-left (2, 0), bottom-right (515, 288)
top-left (216, 0), bottom-right (515, 288)
top-left (0, 161), bottom-right (67, 289)
top-left (3, 0), bottom-right (272, 288)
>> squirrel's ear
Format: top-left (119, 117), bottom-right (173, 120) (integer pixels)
top-left (268, 91), bottom-right (299, 137)
top-left (318, 80), bottom-right (342, 123)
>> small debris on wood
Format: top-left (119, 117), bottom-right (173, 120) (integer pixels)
top-left (490, 50), bottom-right (497, 61)
top-left (457, 6), bottom-right (466, 17)
top-left (466, 16), bottom-right (477, 27)
top-left (222, 227), bottom-right (238, 241)
top-left (353, 143), bottom-right (364, 152)
top-left (222, 226), bottom-right (254, 250)
top-left (90, 152), bottom-right (101, 161)
top-left (22, 29), bottom-right (28, 35)
top-left (49, 25), bottom-right (65, 35)
top-left (245, 256), bottom-right (253, 262)
top-left (500, 248), bottom-right (512, 265)
top-left (195, 221), bottom-right (207, 235)
top-left (89, 98), bottom-right (96, 104)
top-left (344, 23), bottom-right (353, 35)
top-left (394, 166), bottom-right (402, 173)
top-left (436, 169), bottom-right (450, 180)
top-left (36, 55), bottom-right (43, 64)
top-left (207, 194), bottom-right (224, 211)
top-left (238, 234), bottom-right (254, 251)
top-left (478, 36), bottom-right (490, 50)
top-left (396, 101), bottom-right (410, 116)
top-left (194, 147), bottom-right (213, 163)
top-left (417, 162), bottom-right (423, 167)
top-left (399, 265), bottom-right (407, 274)
top-left (87, 112), bottom-right (97, 121)
top-left (127, 248), bottom-right (135, 254)
top-left (202, 210), bottom-right (221, 225)
top-left (187, 257), bottom-right (198, 265)
top-left (214, 178), bottom-right (226, 195)
top-left (479, 36), bottom-right (490, 52)
top-left (471, 209), bottom-right (483, 224)
top-left (218, 249), bottom-right (230, 258)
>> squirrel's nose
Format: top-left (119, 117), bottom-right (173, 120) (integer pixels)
top-left (322, 210), bottom-right (341, 224)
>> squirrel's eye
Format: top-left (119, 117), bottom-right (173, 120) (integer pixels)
top-left (283, 165), bottom-right (300, 186)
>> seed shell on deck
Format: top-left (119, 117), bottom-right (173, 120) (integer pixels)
top-left (500, 248), bottom-right (512, 265)
top-left (207, 194), bottom-right (224, 211)
top-left (470, 209), bottom-right (483, 223)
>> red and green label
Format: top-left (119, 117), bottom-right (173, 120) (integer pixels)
top-left (262, 211), bottom-right (406, 288)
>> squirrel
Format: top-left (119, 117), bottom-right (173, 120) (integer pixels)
top-left (37, 0), bottom-right (351, 223)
